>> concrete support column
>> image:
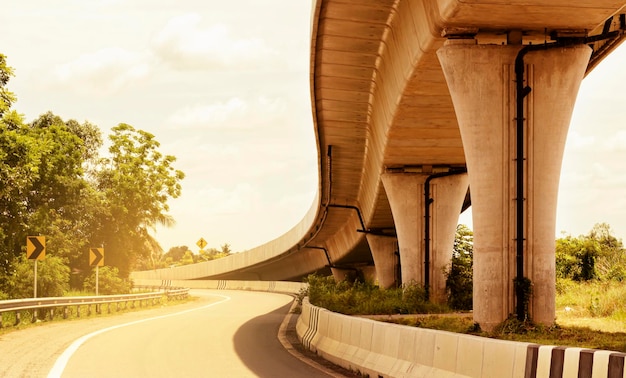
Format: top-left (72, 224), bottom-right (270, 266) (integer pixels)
top-left (365, 234), bottom-right (398, 289)
top-left (429, 173), bottom-right (469, 304)
top-left (382, 172), bottom-right (469, 300)
top-left (381, 173), bottom-right (428, 286)
top-left (330, 267), bottom-right (351, 282)
top-left (437, 41), bottom-right (591, 329)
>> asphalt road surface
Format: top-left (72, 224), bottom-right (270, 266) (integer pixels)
top-left (0, 290), bottom-right (347, 377)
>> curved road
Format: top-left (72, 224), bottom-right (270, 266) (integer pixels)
top-left (0, 290), bottom-right (349, 377)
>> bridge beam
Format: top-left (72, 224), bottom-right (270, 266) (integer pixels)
top-left (437, 40), bottom-right (591, 329)
top-left (381, 172), bottom-right (469, 302)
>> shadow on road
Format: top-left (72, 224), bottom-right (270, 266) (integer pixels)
top-left (233, 301), bottom-right (357, 377)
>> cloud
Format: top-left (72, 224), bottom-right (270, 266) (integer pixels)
top-left (602, 130), bottom-right (626, 152)
top-left (168, 98), bottom-right (248, 128)
top-left (51, 47), bottom-right (151, 95)
top-left (167, 96), bottom-right (288, 130)
top-left (152, 13), bottom-right (279, 71)
top-left (193, 183), bottom-right (260, 215)
top-left (565, 130), bottom-right (596, 151)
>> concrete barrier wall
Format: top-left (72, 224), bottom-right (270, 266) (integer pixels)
top-left (297, 299), bottom-right (626, 378)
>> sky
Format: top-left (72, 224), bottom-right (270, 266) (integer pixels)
top-left (2, 1), bottom-right (626, 253)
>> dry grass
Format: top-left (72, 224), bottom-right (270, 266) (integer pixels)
top-left (385, 280), bottom-right (626, 352)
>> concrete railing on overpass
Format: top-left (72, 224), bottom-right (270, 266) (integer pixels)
top-left (296, 298), bottom-right (626, 378)
top-left (130, 191), bottom-right (327, 282)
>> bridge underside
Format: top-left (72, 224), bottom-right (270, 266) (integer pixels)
top-left (132, 0), bottom-right (626, 329)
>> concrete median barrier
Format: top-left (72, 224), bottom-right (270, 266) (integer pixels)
top-left (296, 299), bottom-right (626, 378)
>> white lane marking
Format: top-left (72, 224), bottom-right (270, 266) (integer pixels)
top-left (47, 294), bottom-right (231, 378)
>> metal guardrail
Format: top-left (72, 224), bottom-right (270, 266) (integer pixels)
top-left (0, 288), bottom-right (189, 328)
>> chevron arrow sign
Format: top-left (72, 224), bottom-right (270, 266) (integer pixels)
top-left (89, 248), bottom-right (104, 267)
top-left (26, 236), bottom-right (46, 260)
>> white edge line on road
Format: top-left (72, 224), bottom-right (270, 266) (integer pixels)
top-left (47, 294), bottom-right (231, 378)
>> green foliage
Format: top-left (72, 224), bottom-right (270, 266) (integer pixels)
top-left (305, 274), bottom-right (447, 315)
top-left (0, 54), bottom-right (16, 116)
top-left (83, 266), bottom-right (131, 295)
top-left (155, 243), bottom-right (233, 268)
top-left (94, 123), bottom-right (185, 277)
top-left (445, 224), bottom-right (473, 310)
top-left (0, 55), bottom-right (184, 292)
top-left (6, 256), bottom-right (70, 298)
top-left (556, 223), bottom-right (626, 282)
top-left (0, 110), bottom-right (105, 288)
top-left (163, 246), bottom-right (188, 262)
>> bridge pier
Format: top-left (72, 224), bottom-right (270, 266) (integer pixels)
top-left (381, 171), bottom-right (469, 302)
top-left (437, 41), bottom-right (591, 329)
top-left (365, 234), bottom-right (398, 289)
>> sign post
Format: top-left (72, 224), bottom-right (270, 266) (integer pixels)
top-left (26, 236), bottom-right (46, 298)
top-left (89, 248), bottom-right (104, 295)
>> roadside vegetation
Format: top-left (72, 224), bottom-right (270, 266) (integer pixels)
top-left (303, 222), bottom-right (626, 352)
top-left (0, 53), bottom-right (234, 301)
top-left (0, 291), bottom-right (193, 336)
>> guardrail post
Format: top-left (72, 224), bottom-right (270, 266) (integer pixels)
top-left (31, 310), bottom-right (37, 323)
top-left (87, 304), bottom-right (92, 316)
top-left (107, 303), bottom-right (111, 314)
top-left (63, 306), bottom-right (69, 319)
top-left (15, 312), bottom-right (20, 326)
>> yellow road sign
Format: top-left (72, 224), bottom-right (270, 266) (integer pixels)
top-left (26, 236), bottom-right (46, 260)
top-left (196, 237), bottom-right (207, 249)
top-left (89, 248), bottom-right (104, 266)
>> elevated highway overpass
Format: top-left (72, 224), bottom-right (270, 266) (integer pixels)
top-left (133, 0), bottom-right (626, 329)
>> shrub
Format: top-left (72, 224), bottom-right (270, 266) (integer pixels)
top-left (6, 256), bottom-right (70, 298)
top-left (83, 266), bottom-right (131, 295)
top-left (304, 274), bottom-right (447, 315)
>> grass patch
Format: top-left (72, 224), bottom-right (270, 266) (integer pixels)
top-left (305, 275), bottom-right (448, 315)
top-left (380, 315), bottom-right (626, 353)
top-left (305, 274), bottom-right (626, 352)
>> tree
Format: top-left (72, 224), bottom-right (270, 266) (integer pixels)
top-left (0, 58), bottom-right (184, 293)
top-left (220, 243), bottom-right (232, 255)
top-left (6, 256), bottom-right (70, 298)
top-left (163, 246), bottom-right (189, 262)
top-left (95, 124), bottom-right (184, 277)
top-left (0, 54), bottom-right (16, 116)
top-left (555, 223), bottom-right (626, 282)
top-left (445, 224), bottom-right (473, 310)
top-left (0, 111), bottom-right (97, 286)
